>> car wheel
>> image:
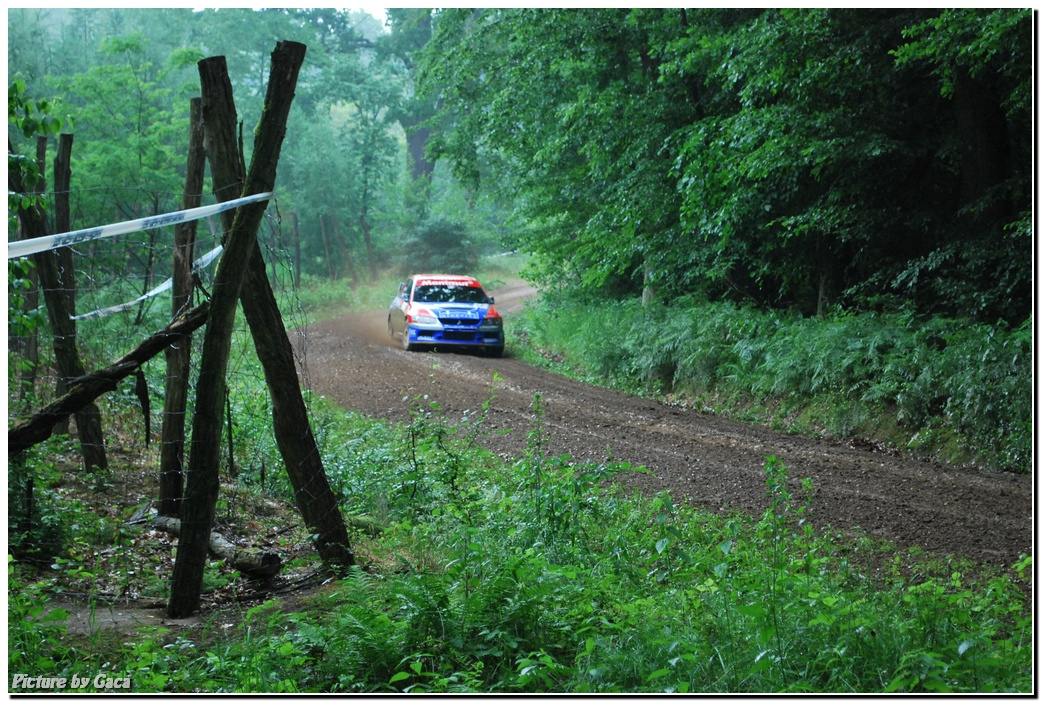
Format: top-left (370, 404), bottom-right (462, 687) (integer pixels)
top-left (387, 316), bottom-right (395, 339)
top-left (402, 330), bottom-right (415, 352)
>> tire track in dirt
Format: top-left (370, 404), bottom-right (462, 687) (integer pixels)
top-left (293, 291), bottom-right (1033, 568)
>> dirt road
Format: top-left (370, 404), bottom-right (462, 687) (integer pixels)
top-left (295, 284), bottom-right (1032, 567)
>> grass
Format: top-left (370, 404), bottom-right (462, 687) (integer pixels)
top-left (509, 292), bottom-right (1031, 472)
top-left (7, 256), bottom-right (1032, 693)
top-left (7, 389), bottom-right (1033, 693)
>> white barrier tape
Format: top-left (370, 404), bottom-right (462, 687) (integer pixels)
top-left (71, 244), bottom-right (224, 321)
top-left (7, 191), bottom-right (273, 259)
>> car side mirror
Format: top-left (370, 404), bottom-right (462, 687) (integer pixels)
top-left (489, 296), bottom-right (495, 304)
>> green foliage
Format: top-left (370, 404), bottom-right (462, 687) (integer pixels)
top-left (6, 7), bottom-right (427, 290)
top-left (515, 293), bottom-right (1030, 471)
top-left (420, 9), bottom-right (1030, 324)
top-left (7, 77), bottom-right (68, 226)
top-left (8, 77), bottom-right (66, 139)
top-left (50, 31), bottom-right (191, 229)
top-left (399, 216), bottom-right (479, 275)
top-left (8, 558), bottom-right (73, 678)
top-left (7, 261), bottom-right (45, 391)
top-left (141, 424), bottom-right (1028, 692)
top-left (893, 8), bottom-right (1031, 108)
top-left (8, 327), bottom-right (1029, 693)
top-left (5, 9), bottom-right (1033, 692)
top-left (7, 447), bottom-right (74, 564)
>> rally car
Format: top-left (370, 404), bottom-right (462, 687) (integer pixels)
top-left (388, 274), bottom-right (505, 357)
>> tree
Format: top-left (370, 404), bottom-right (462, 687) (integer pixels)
top-left (170, 42), bottom-right (356, 617)
top-left (382, 9), bottom-right (437, 184)
top-left (8, 8), bottom-right (407, 289)
top-left (199, 48), bottom-right (358, 580)
top-left (890, 8), bottom-right (1031, 322)
top-left (419, 9), bottom-right (1031, 322)
top-left (322, 41), bottom-right (401, 281)
top-left (421, 9), bottom-right (688, 297)
top-left (9, 80), bottom-right (108, 472)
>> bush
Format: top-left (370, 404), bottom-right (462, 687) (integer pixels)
top-left (8, 451), bottom-right (71, 565)
top-left (517, 294), bottom-right (1030, 470)
top-left (399, 216), bottom-right (479, 275)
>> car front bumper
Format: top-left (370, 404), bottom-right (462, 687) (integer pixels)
top-left (406, 322), bottom-right (504, 348)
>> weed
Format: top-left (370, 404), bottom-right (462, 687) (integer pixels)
top-left (7, 276), bottom-right (1030, 694)
top-left (8, 557), bottom-right (73, 681)
top-left (514, 294), bottom-right (1030, 470)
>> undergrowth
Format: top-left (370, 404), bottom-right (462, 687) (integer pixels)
top-left (8, 393), bottom-right (1032, 693)
top-left (511, 292), bottom-right (1031, 472)
top-left (7, 266), bottom-right (1031, 693)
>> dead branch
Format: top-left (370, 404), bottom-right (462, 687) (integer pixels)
top-left (8, 302), bottom-right (210, 456)
top-left (153, 516), bottom-right (282, 579)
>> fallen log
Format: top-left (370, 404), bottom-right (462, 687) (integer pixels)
top-left (8, 302), bottom-right (210, 456)
top-left (152, 516), bottom-right (281, 579)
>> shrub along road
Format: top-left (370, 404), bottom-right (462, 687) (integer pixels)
top-left (296, 289), bottom-right (1031, 568)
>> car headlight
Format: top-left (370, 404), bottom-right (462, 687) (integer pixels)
top-left (482, 306), bottom-right (503, 328)
top-left (407, 307), bottom-right (442, 327)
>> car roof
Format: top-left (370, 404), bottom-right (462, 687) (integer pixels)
top-left (411, 274), bottom-right (483, 288)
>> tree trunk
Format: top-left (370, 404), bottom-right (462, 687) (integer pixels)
top-left (641, 259), bottom-right (657, 306)
top-left (360, 211), bottom-right (376, 281)
top-left (9, 138), bottom-right (107, 472)
top-left (39, 137), bottom-right (68, 433)
top-left (8, 303), bottom-right (210, 456)
top-left (330, 213), bottom-right (358, 289)
top-left (198, 44), bottom-right (357, 579)
top-left (405, 124), bottom-right (435, 183)
top-left (954, 69), bottom-right (1011, 221)
top-left (291, 211), bottom-right (301, 289)
top-left (37, 249), bottom-right (108, 472)
top-left (319, 214), bottom-right (336, 279)
top-left (53, 134), bottom-right (76, 304)
top-left (168, 41), bottom-right (308, 619)
top-left (240, 242), bottom-right (357, 572)
top-left (53, 135), bottom-right (76, 415)
top-left (159, 97), bottom-right (205, 519)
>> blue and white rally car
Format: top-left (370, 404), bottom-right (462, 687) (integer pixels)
top-left (388, 274), bottom-right (505, 357)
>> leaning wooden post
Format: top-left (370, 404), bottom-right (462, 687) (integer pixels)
top-left (200, 46), bottom-right (356, 574)
top-left (158, 97), bottom-right (205, 518)
top-left (168, 41), bottom-right (307, 619)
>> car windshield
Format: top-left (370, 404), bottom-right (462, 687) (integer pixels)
top-left (413, 284), bottom-right (488, 304)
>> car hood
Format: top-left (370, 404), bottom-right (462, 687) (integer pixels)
top-left (420, 302), bottom-right (490, 319)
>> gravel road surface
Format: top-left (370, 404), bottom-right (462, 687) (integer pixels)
top-left (294, 284), bottom-right (1032, 567)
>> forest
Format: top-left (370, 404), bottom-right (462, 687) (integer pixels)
top-left (9, 8), bottom-right (1031, 317)
top-left (7, 7), bottom-right (1034, 694)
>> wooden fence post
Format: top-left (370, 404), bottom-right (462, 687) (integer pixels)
top-left (168, 41), bottom-right (308, 618)
top-left (158, 97), bottom-right (205, 518)
top-left (9, 137), bottom-right (108, 472)
top-left (198, 44), bottom-right (357, 578)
